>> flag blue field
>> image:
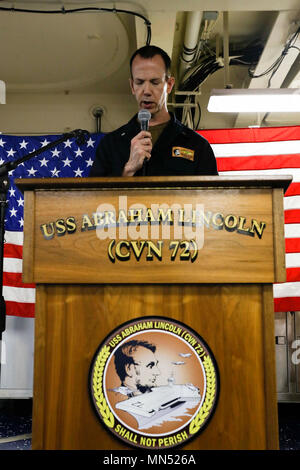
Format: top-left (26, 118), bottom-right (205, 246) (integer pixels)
top-left (1, 132), bottom-right (103, 317)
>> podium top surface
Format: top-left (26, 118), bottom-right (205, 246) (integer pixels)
top-left (15, 174), bottom-right (292, 193)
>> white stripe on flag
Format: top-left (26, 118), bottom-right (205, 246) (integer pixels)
top-left (4, 230), bottom-right (23, 245)
top-left (284, 196), bottom-right (300, 210)
top-left (212, 140), bottom-right (300, 157)
top-left (273, 282), bottom-right (300, 298)
top-left (3, 286), bottom-right (36, 303)
top-left (284, 224), bottom-right (300, 238)
top-left (3, 258), bottom-right (22, 273)
top-left (286, 253), bottom-right (300, 268)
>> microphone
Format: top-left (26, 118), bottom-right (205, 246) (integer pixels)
top-left (137, 109), bottom-right (151, 175)
top-left (138, 109), bottom-right (151, 131)
top-left (66, 129), bottom-right (90, 146)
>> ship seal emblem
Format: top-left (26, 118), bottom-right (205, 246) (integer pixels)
top-left (89, 316), bottom-right (219, 449)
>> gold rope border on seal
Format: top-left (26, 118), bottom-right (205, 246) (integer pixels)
top-left (92, 345), bottom-right (115, 428)
top-left (189, 355), bottom-right (217, 435)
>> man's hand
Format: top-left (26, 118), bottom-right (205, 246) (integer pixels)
top-left (122, 131), bottom-right (152, 176)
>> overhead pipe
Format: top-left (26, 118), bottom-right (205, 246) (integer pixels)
top-left (223, 11), bottom-right (231, 88)
top-left (179, 11), bottom-right (203, 82)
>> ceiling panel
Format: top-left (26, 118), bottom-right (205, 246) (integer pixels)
top-left (0, 11), bottom-right (131, 92)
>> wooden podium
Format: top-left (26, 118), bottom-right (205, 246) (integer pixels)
top-left (16, 175), bottom-right (291, 450)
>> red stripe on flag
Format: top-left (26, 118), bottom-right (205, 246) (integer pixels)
top-left (284, 209), bottom-right (300, 224)
top-left (4, 243), bottom-right (23, 259)
top-left (286, 267), bottom-right (300, 282)
top-left (285, 238), bottom-right (300, 253)
top-left (5, 300), bottom-right (35, 318)
top-left (199, 126), bottom-right (300, 144)
top-left (285, 182), bottom-right (300, 197)
top-left (216, 154), bottom-right (300, 172)
top-left (3, 272), bottom-right (35, 288)
top-left (274, 297), bottom-right (300, 312)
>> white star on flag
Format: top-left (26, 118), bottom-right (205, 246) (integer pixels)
top-left (9, 207), bottom-right (17, 217)
top-left (86, 158), bottom-right (94, 167)
top-left (7, 148), bottom-right (16, 157)
top-left (74, 167), bottom-right (84, 177)
top-left (87, 138), bottom-right (95, 147)
top-left (62, 157), bottom-right (72, 167)
top-left (74, 148), bottom-right (84, 157)
top-left (51, 167), bottom-right (60, 177)
top-left (0, 138), bottom-right (6, 147)
top-left (41, 139), bottom-right (50, 147)
top-left (39, 157), bottom-right (49, 167)
top-left (27, 167), bottom-right (38, 176)
top-left (51, 148), bottom-right (61, 157)
top-left (64, 139), bottom-right (73, 148)
top-left (19, 140), bottom-right (28, 149)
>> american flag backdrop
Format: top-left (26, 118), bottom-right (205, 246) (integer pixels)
top-left (1, 132), bottom-right (103, 318)
top-left (200, 126), bottom-right (300, 313)
top-left (1, 126), bottom-right (300, 319)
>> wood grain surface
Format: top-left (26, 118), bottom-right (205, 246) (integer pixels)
top-left (23, 187), bottom-right (281, 283)
top-left (32, 283), bottom-right (278, 450)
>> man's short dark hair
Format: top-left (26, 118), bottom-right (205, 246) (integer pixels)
top-left (130, 45), bottom-right (172, 78)
top-left (114, 340), bottom-right (156, 382)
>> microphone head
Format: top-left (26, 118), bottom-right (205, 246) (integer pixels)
top-left (138, 109), bottom-right (151, 130)
top-left (75, 129), bottom-right (90, 146)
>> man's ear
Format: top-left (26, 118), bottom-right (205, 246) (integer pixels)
top-left (167, 76), bottom-right (175, 94)
top-left (129, 78), bottom-right (135, 95)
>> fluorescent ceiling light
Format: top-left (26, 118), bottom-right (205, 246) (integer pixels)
top-left (207, 88), bottom-right (300, 113)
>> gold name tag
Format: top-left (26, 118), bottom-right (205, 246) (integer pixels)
top-left (172, 147), bottom-right (195, 161)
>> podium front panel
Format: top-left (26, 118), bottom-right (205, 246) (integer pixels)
top-left (32, 283), bottom-right (278, 450)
